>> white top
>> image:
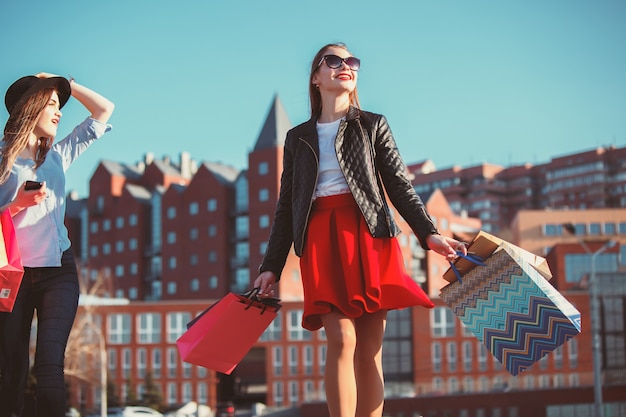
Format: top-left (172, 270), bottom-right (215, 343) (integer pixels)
top-left (315, 118), bottom-right (350, 197)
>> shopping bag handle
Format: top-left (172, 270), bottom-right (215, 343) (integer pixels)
top-left (242, 288), bottom-right (282, 313)
top-left (448, 252), bottom-right (487, 284)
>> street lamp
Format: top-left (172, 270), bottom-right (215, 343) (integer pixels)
top-left (563, 223), bottom-right (616, 417)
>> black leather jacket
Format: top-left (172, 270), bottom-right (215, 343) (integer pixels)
top-left (259, 107), bottom-right (439, 278)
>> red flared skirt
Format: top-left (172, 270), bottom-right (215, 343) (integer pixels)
top-left (299, 193), bottom-right (434, 331)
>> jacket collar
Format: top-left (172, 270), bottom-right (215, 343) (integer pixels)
top-left (299, 106), bottom-right (361, 144)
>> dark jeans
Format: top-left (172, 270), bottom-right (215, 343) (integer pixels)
top-left (0, 249), bottom-right (79, 417)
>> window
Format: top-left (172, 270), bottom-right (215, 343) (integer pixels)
top-left (167, 382), bottom-right (176, 405)
top-left (108, 314), bottom-right (131, 344)
top-left (567, 338), bottom-right (578, 368)
top-left (432, 342), bottom-right (442, 373)
top-left (190, 278), bottom-right (199, 291)
top-left (137, 313), bottom-right (161, 344)
top-left (260, 312), bottom-right (282, 341)
top-left (167, 312), bottom-right (191, 343)
top-left (236, 242), bottom-right (249, 262)
top-left (543, 224), bottom-right (558, 236)
top-left (318, 345), bottom-right (327, 375)
top-left (103, 219), bottom-right (111, 231)
top-left (182, 382), bottom-right (192, 403)
top-left (235, 268), bottom-right (249, 290)
top-left (116, 216), bottom-right (124, 229)
top-left (190, 228), bottom-right (198, 240)
top-left (168, 256), bottom-right (177, 269)
top-left (90, 221), bottom-right (98, 233)
top-left (259, 214), bottom-right (270, 228)
top-left (462, 341), bottom-right (472, 372)
top-left (273, 346), bottom-right (283, 376)
top-left (208, 225), bottom-right (217, 237)
top-left (116, 240), bottom-right (124, 252)
top-left (463, 377), bottom-right (473, 393)
top-left (167, 232), bottom-right (176, 244)
top-left (189, 202), bottom-right (199, 215)
top-left (167, 347), bottom-right (178, 378)
top-left (288, 310), bottom-right (311, 341)
top-left (259, 188), bottom-right (269, 202)
top-left (289, 381), bottom-right (298, 406)
top-left (477, 342), bottom-right (488, 371)
top-left (258, 161), bottom-right (269, 175)
top-left (152, 348), bottom-right (162, 378)
top-left (209, 276), bottom-right (218, 289)
top-left (129, 238), bottom-right (138, 250)
top-left (236, 216), bottom-right (249, 239)
top-left (137, 348), bottom-right (146, 378)
top-left (446, 342), bottom-right (457, 372)
top-left (431, 307), bottom-right (455, 337)
top-left (207, 198), bottom-right (217, 212)
top-left (273, 381), bottom-right (284, 407)
top-left (303, 345), bottom-right (313, 375)
top-left (129, 214), bottom-right (138, 226)
top-left (167, 207), bottom-right (176, 219)
top-left (553, 346), bottom-right (563, 369)
top-left (288, 346), bottom-right (298, 375)
top-left (564, 253), bottom-right (618, 282)
top-left (122, 348), bottom-right (131, 378)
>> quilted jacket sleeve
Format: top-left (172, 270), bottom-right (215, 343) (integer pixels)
top-left (372, 115), bottom-right (439, 249)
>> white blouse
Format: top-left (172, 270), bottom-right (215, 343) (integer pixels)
top-left (315, 118), bottom-right (350, 197)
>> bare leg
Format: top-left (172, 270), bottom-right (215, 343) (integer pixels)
top-left (355, 310), bottom-right (387, 417)
top-left (321, 311), bottom-right (358, 417)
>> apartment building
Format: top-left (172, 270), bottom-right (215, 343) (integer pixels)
top-left (408, 144), bottom-right (626, 235)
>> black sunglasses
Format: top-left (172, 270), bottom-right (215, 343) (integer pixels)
top-left (317, 54), bottom-right (361, 71)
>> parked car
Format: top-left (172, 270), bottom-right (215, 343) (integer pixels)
top-left (66, 408), bottom-right (81, 417)
top-left (106, 406), bottom-right (163, 417)
top-left (215, 402), bottom-right (235, 417)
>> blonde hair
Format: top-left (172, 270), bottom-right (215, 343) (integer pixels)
top-left (308, 42), bottom-right (360, 118)
top-left (0, 89), bottom-right (54, 184)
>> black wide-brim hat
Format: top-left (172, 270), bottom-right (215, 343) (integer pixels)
top-left (4, 75), bottom-right (71, 115)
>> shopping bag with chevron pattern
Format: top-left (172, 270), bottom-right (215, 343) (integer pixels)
top-left (440, 236), bottom-right (581, 376)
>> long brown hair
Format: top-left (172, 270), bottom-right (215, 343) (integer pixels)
top-left (308, 42), bottom-right (361, 118)
top-left (0, 89), bottom-right (55, 184)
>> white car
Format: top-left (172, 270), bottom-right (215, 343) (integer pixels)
top-left (107, 406), bottom-right (163, 417)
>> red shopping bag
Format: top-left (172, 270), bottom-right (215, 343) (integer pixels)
top-left (0, 210), bottom-right (24, 312)
top-left (176, 290), bottom-right (281, 374)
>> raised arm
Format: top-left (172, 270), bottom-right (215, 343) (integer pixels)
top-left (36, 73), bottom-right (115, 123)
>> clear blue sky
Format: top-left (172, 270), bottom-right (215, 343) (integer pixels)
top-left (1, 0), bottom-right (625, 197)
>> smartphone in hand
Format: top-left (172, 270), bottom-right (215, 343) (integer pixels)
top-left (24, 180), bottom-right (43, 191)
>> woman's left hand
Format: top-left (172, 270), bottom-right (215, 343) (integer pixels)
top-left (426, 234), bottom-right (468, 262)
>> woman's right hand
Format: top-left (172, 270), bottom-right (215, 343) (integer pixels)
top-left (253, 271), bottom-right (277, 297)
top-left (4, 182), bottom-right (47, 215)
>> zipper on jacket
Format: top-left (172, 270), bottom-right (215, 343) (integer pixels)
top-left (356, 119), bottom-right (394, 234)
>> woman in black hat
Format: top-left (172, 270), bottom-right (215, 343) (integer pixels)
top-left (253, 43), bottom-right (466, 417)
top-left (0, 73), bottom-right (114, 417)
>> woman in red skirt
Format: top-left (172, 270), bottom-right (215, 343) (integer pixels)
top-left (254, 43), bottom-right (467, 417)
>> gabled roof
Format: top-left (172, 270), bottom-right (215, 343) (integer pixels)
top-left (253, 94), bottom-right (291, 151)
top-left (100, 160), bottom-right (143, 180)
top-left (202, 161), bottom-right (240, 185)
top-left (125, 183), bottom-right (152, 201)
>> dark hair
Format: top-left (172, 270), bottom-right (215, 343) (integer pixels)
top-left (308, 43), bottom-right (360, 118)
